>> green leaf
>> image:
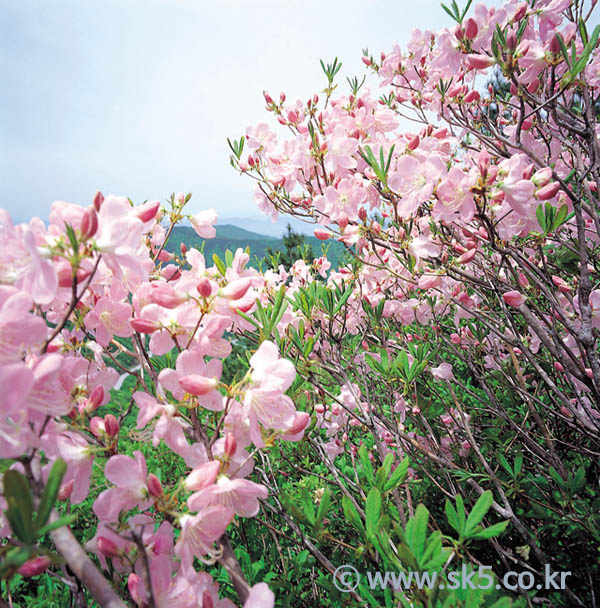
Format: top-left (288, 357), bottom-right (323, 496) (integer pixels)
top-left (212, 254), bottom-right (226, 276)
top-left (35, 459), bottom-right (67, 531)
top-left (365, 487), bottom-right (382, 538)
top-left (536, 203), bottom-right (546, 232)
top-left (465, 491), bottom-right (493, 536)
top-left (37, 514), bottom-right (77, 537)
top-left (445, 499), bottom-right (460, 535)
top-left (358, 445), bottom-right (375, 484)
top-left (406, 504), bottom-right (429, 561)
top-left (342, 495), bottom-right (366, 537)
top-left (470, 520), bottom-right (509, 540)
top-left (384, 457), bottom-right (409, 493)
top-left (3, 470), bottom-right (34, 544)
top-left (316, 488), bottom-right (331, 526)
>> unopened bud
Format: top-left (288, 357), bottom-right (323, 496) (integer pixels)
top-left (224, 433), bottom-right (237, 459)
top-left (80, 206), bottom-right (98, 240)
top-left (58, 479), bottom-right (74, 501)
top-left (93, 191), bottom-right (104, 212)
top-left (130, 318), bottom-right (161, 334)
top-left (464, 18), bottom-right (478, 40)
top-left (221, 277), bottom-right (252, 300)
top-left (104, 414), bottom-right (119, 437)
top-left (97, 536), bottom-right (120, 558)
top-left (18, 556), bottom-right (51, 577)
top-left (136, 200), bottom-right (160, 223)
top-left (147, 473), bottom-right (163, 498)
top-left (196, 278), bottom-right (213, 299)
top-left (85, 386), bottom-right (104, 414)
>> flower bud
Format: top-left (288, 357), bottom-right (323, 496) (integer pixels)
top-left (97, 536), bottom-right (120, 558)
top-left (90, 416), bottom-right (105, 437)
top-left (150, 284), bottom-right (188, 309)
top-left (407, 134), bottom-right (420, 150)
top-left (358, 207), bottom-right (367, 222)
top-left (147, 473), bottom-right (163, 498)
top-left (136, 200), bottom-right (160, 223)
top-left (314, 228), bottom-right (333, 240)
top-left (221, 277), bottom-right (252, 300)
top-left (224, 433), bottom-right (237, 459)
top-left (466, 54), bottom-right (495, 69)
top-left (536, 182), bottom-right (560, 200)
top-left (532, 167), bottom-right (552, 187)
top-left (184, 461), bottom-right (220, 491)
top-left (80, 206), bottom-right (98, 240)
top-left (464, 17), bottom-right (478, 40)
top-left (502, 290), bottom-right (526, 307)
top-left (18, 556), bottom-right (51, 577)
top-left (58, 479), bottom-right (74, 501)
top-left (104, 414), bottom-right (119, 437)
top-left (128, 573), bottom-right (143, 605)
top-left (202, 592), bottom-right (215, 608)
top-left (130, 318), bottom-right (161, 334)
top-left (85, 385), bottom-right (104, 414)
top-left (179, 374), bottom-right (218, 396)
top-left (181, 243), bottom-right (188, 256)
top-left (93, 191), bottom-right (104, 212)
top-left (196, 278), bottom-right (213, 299)
top-left (549, 34), bottom-right (561, 55)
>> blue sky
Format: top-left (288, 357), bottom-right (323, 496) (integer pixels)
top-left (1, 0), bottom-right (492, 230)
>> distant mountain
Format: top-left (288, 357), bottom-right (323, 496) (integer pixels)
top-left (164, 224), bottom-right (347, 269)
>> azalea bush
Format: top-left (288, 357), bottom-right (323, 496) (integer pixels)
top-left (1, 0), bottom-right (600, 606)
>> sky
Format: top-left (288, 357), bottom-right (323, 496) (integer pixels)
top-left (1, 0), bottom-right (498, 232)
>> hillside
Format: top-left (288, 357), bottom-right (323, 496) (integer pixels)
top-left (164, 224), bottom-right (347, 269)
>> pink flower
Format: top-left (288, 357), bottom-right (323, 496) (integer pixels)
top-left (326, 125), bottom-right (358, 172)
top-left (93, 451), bottom-right (152, 521)
top-left (188, 476), bottom-right (268, 518)
top-left (158, 350), bottom-right (223, 412)
top-left (85, 297), bottom-right (134, 347)
top-left (56, 433), bottom-right (93, 503)
top-left (431, 362), bottom-right (454, 381)
top-left (175, 506), bottom-right (234, 571)
top-left (503, 291), bottom-right (526, 307)
top-left (0, 212), bottom-right (58, 305)
top-left (190, 209), bottom-right (217, 239)
top-left (244, 583), bottom-right (275, 608)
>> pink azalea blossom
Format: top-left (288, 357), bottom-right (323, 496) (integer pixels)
top-left (188, 476), bottom-right (268, 518)
top-left (190, 209), bottom-right (217, 239)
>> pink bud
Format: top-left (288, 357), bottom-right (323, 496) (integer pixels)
top-left (314, 228), bottom-right (333, 240)
top-left (85, 385), bottom-right (104, 413)
top-left (180, 242), bottom-right (188, 256)
top-left (263, 91), bottom-right (273, 105)
top-left (464, 17), bottom-right (478, 40)
top-left (97, 536), bottom-right (120, 558)
top-left (179, 374), bottom-right (218, 396)
top-left (90, 416), bottom-right (105, 437)
top-left (513, 2), bottom-right (527, 21)
top-left (224, 433), bottom-right (237, 459)
top-left (503, 290), bottom-right (526, 307)
top-left (18, 556), bottom-right (51, 577)
top-left (518, 272), bottom-right (529, 288)
top-left (358, 207), bottom-right (367, 222)
top-left (221, 277), bottom-right (252, 300)
top-left (150, 284), bottom-right (188, 309)
top-left (196, 278), bottom-right (213, 298)
top-left (184, 461), bottom-right (220, 491)
top-left (202, 592), bottom-right (215, 608)
top-left (130, 318), bottom-right (161, 334)
top-left (407, 134), bottom-right (420, 150)
top-left (536, 182), bottom-right (560, 200)
top-left (156, 249), bottom-right (174, 263)
top-left (457, 248), bottom-right (477, 264)
top-left (549, 34), bottom-right (561, 55)
top-left (554, 361), bottom-right (565, 372)
top-left (104, 414), bottom-right (119, 437)
top-left (466, 54), bottom-right (495, 69)
top-left (506, 31), bottom-right (517, 50)
top-left (128, 573), bottom-right (143, 605)
top-left (338, 213), bottom-right (349, 232)
top-left (93, 191), bottom-right (104, 212)
top-left (532, 167), bottom-right (552, 188)
top-left (552, 275), bottom-right (572, 293)
top-left (80, 206), bottom-right (98, 240)
top-left (522, 163), bottom-right (535, 180)
top-left (136, 200), bottom-right (160, 222)
top-left (285, 412), bottom-right (310, 436)
top-left (147, 473), bottom-right (163, 498)
top-left (58, 479), bottom-right (74, 501)
top-left (464, 90), bottom-right (480, 103)
top-left (361, 56), bottom-right (371, 66)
